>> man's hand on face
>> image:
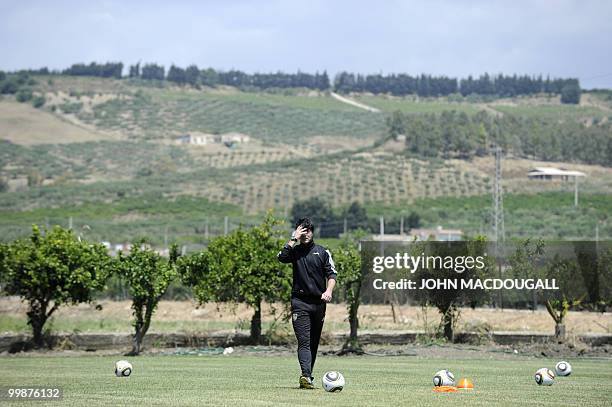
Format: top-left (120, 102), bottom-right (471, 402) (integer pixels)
top-left (290, 225), bottom-right (306, 245)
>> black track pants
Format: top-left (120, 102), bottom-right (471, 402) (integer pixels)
top-left (291, 297), bottom-right (326, 378)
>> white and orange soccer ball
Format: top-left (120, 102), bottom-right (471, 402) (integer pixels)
top-left (534, 368), bottom-right (555, 386)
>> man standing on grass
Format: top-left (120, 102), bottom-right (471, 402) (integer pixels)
top-left (277, 217), bottom-right (337, 389)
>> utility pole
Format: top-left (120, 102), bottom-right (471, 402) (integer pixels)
top-left (574, 175), bottom-right (579, 207)
top-left (379, 216), bottom-right (384, 237)
top-left (492, 146), bottom-right (505, 310)
top-left (492, 146), bottom-right (505, 243)
top-left (595, 222), bottom-right (599, 253)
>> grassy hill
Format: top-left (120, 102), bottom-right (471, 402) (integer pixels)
top-left (1, 75), bottom-right (611, 243)
top-left (33, 76), bottom-right (385, 143)
top-left (0, 99), bottom-right (113, 145)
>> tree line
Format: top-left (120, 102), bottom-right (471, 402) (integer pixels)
top-left (2, 223), bottom-right (609, 353)
top-left (0, 219), bottom-right (286, 353)
top-left (387, 110), bottom-right (612, 166)
top-left (0, 216), bottom-right (361, 352)
top-left (9, 63), bottom-right (582, 101)
top-left (129, 63), bottom-right (331, 90)
top-left (62, 62), bottom-right (124, 79)
top-left (333, 72), bottom-right (580, 101)
top-left (10, 63), bottom-right (332, 90)
top-left (290, 198), bottom-right (421, 238)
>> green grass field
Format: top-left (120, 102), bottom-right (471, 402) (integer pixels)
top-left (353, 95), bottom-right (483, 115)
top-left (0, 355), bottom-right (610, 406)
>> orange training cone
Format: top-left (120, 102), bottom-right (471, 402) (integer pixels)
top-left (433, 386), bottom-right (457, 393)
top-left (457, 378), bottom-right (474, 390)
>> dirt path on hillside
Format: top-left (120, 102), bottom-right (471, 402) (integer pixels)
top-left (330, 92), bottom-right (381, 112)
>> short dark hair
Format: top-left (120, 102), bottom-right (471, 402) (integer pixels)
top-left (295, 217), bottom-right (314, 231)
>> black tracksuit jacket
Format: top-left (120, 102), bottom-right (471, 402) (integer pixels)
top-left (277, 241), bottom-right (337, 302)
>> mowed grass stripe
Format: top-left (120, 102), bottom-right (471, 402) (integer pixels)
top-left (0, 356), bottom-right (610, 406)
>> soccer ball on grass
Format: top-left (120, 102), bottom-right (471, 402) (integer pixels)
top-left (115, 360), bottom-right (133, 377)
top-left (534, 368), bottom-right (555, 386)
top-left (555, 361), bottom-right (572, 377)
top-left (433, 370), bottom-right (455, 387)
top-left (322, 371), bottom-right (345, 392)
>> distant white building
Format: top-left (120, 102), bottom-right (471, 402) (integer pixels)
top-left (371, 226), bottom-right (463, 242)
top-left (175, 132), bottom-right (250, 145)
top-left (175, 132), bottom-right (216, 145)
top-left (527, 167), bottom-right (586, 181)
top-left (221, 132), bottom-right (250, 143)
top-left (370, 234), bottom-right (409, 242)
top-left (409, 226), bottom-right (463, 241)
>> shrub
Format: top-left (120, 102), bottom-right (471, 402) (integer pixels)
top-left (32, 95), bottom-right (46, 108)
top-left (16, 89), bottom-right (33, 103)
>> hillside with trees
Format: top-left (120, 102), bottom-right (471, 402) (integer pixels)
top-left (0, 65), bottom-right (611, 244)
top-left (11, 61), bottom-right (582, 102)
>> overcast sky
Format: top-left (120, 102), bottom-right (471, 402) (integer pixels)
top-left (1, 0), bottom-right (611, 89)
